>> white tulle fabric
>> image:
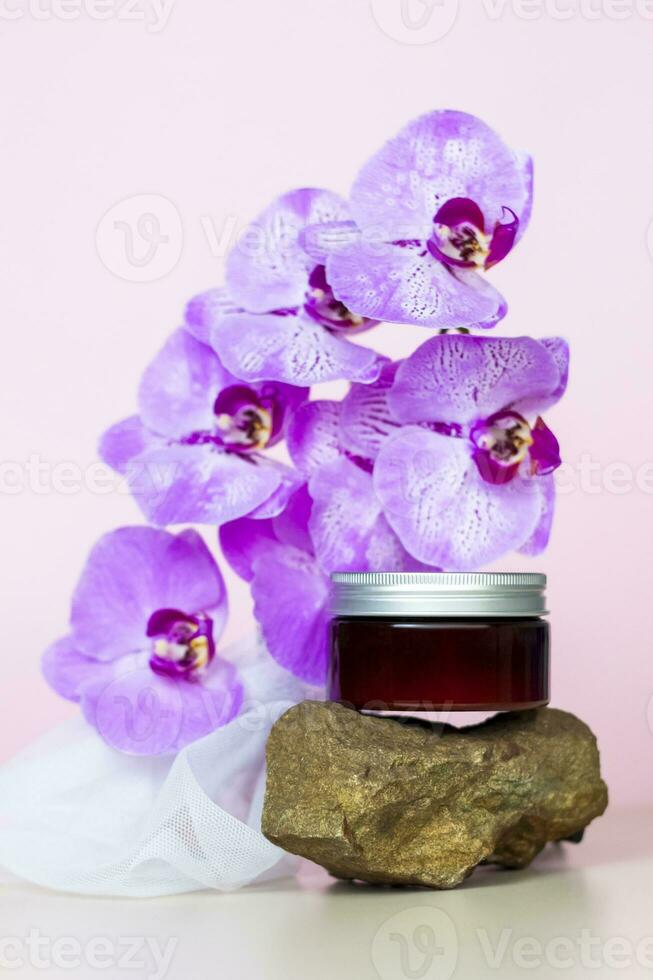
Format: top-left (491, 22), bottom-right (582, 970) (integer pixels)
top-left (0, 637), bottom-right (308, 896)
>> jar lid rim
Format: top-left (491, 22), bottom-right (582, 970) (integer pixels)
top-left (331, 572), bottom-right (545, 587)
top-left (329, 571), bottom-right (547, 617)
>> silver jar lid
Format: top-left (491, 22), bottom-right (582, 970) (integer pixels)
top-left (330, 572), bottom-right (547, 618)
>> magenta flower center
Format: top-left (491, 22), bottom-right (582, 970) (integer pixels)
top-left (304, 265), bottom-right (369, 332)
top-left (434, 221), bottom-right (490, 268)
top-left (470, 411), bottom-right (561, 485)
top-left (427, 197), bottom-right (519, 271)
top-left (213, 385), bottom-right (274, 452)
top-left (473, 410), bottom-right (532, 462)
top-left (147, 608), bottom-right (215, 680)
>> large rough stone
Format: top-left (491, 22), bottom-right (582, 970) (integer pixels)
top-left (262, 702), bottom-right (608, 889)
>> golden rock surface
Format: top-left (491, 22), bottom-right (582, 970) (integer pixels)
top-left (262, 702), bottom-right (608, 889)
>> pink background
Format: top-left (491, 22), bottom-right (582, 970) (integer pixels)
top-left (2, 1), bottom-right (652, 806)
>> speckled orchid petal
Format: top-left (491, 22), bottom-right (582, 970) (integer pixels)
top-left (514, 150), bottom-right (534, 244)
top-left (225, 188), bottom-right (351, 312)
top-left (308, 456), bottom-right (432, 574)
top-left (123, 443), bottom-right (283, 528)
top-left (79, 651), bottom-right (242, 756)
top-left (347, 110), bottom-right (532, 242)
top-left (300, 220), bottom-right (359, 263)
top-left (365, 513), bottom-right (436, 572)
top-left (138, 329), bottom-right (238, 441)
top-left (374, 427), bottom-right (542, 570)
top-left (327, 240), bottom-right (507, 330)
top-left (519, 474), bottom-right (555, 556)
top-left (250, 542), bottom-right (330, 685)
top-left (287, 400), bottom-right (343, 477)
top-left (211, 310), bottom-right (380, 386)
top-left (389, 334), bottom-right (562, 427)
top-left (69, 527), bottom-right (228, 661)
top-left (339, 362), bottom-right (402, 460)
top-left (308, 457), bottom-right (383, 573)
top-left (184, 287), bottom-right (244, 346)
top-left (512, 337), bottom-right (570, 416)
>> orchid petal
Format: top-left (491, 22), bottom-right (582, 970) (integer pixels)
top-left (80, 652), bottom-right (242, 756)
top-left (512, 336), bottom-right (570, 415)
top-left (250, 543), bottom-right (330, 685)
top-left (308, 457), bottom-right (383, 573)
top-left (219, 518), bottom-right (278, 583)
top-left (271, 484), bottom-right (314, 554)
top-left (339, 362), bottom-right (402, 460)
top-left (219, 485), bottom-right (314, 582)
top-left (299, 220), bottom-right (359, 263)
top-left (327, 240), bottom-right (506, 330)
top-left (42, 637), bottom-right (105, 702)
top-left (389, 334), bottom-right (562, 427)
top-left (246, 464), bottom-right (305, 519)
top-left (184, 288), bottom-right (244, 346)
top-left (99, 416), bottom-right (162, 476)
top-left (519, 474), bottom-right (556, 556)
top-left (287, 400), bottom-right (342, 477)
top-left (308, 457), bottom-right (429, 573)
top-left (212, 310), bottom-right (380, 386)
top-left (124, 444), bottom-right (282, 528)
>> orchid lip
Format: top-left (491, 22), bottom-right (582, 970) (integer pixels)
top-left (426, 236), bottom-right (478, 269)
top-left (213, 384), bottom-right (272, 449)
top-left (147, 608), bottom-right (215, 680)
top-left (529, 416), bottom-right (561, 475)
top-left (427, 197), bottom-right (520, 271)
top-left (469, 411), bottom-right (560, 485)
top-left (304, 264), bottom-right (375, 333)
top-left (486, 207), bottom-right (519, 270)
top-left (179, 383), bottom-right (283, 455)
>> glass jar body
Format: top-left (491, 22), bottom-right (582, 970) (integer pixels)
top-left (328, 616), bottom-right (549, 711)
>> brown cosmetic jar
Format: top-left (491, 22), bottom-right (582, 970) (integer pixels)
top-left (328, 572), bottom-right (550, 712)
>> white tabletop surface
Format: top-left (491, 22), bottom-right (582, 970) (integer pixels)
top-left (1, 806), bottom-right (651, 979)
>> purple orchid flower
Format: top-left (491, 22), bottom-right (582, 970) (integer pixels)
top-left (324, 111), bottom-right (533, 330)
top-left (185, 188), bottom-right (382, 386)
top-left (99, 328), bottom-right (307, 527)
top-left (42, 527), bottom-right (242, 755)
top-left (370, 333), bottom-right (568, 570)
